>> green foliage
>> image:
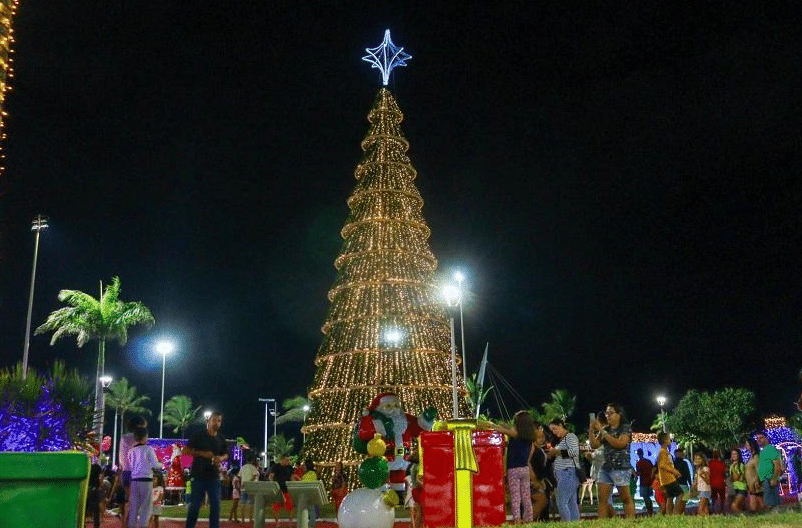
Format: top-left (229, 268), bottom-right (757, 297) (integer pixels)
top-left (790, 413), bottom-right (802, 438)
top-left (267, 433), bottom-right (296, 460)
top-left (650, 412), bottom-right (667, 432)
top-left (665, 388), bottom-right (756, 450)
top-left (0, 361), bottom-right (95, 449)
top-left (464, 373), bottom-right (493, 417)
top-left (35, 277), bottom-right (155, 348)
top-left (106, 377), bottom-right (151, 428)
top-left (274, 395), bottom-right (310, 425)
top-left (161, 395), bottom-right (201, 438)
top-left (529, 389), bottom-right (577, 430)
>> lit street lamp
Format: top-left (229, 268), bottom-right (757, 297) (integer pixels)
top-left (443, 283), bottom-right (461, 419)
top-left (22, 214), bottom-right (48, 379)
top-left (302, 404), bottom-right (311, 441)
top-left (156, 341), bottom-right (175, 439)
top-left (204, 410), bottom-right (212, 420)
top-left (656, 395), bottom-right (667, 432)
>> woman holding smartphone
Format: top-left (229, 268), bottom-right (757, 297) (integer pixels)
top-left (589, 403), bottom-right (635, 518)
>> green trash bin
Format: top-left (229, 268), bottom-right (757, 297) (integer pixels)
top-left (0, 451), bottom-right (90, 528)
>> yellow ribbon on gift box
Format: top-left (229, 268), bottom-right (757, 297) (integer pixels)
top-left (432, 419), bottom-right (478, 528)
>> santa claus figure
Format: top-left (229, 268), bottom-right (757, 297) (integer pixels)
top-left (165, 443), bottom-right (186, 488)
top-left (354, 392), bottom-right (437, 494)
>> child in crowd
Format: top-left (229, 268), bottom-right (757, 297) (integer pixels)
top-left (151, 473), bottom-right (164, 528)
top-left (693, 453), bottom-right (711, 516)
top-left (729, 449), bottom-right (747, 513)
top-left (228, 468), bottom-right (241, 522)
top-left (126, 428), bottom-right (163, 528)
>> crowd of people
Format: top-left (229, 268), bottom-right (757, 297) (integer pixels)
top-left (85, 411), bottom-right (338, 528)
top-left (84, 400), bottom-right (799, 527)
top-left (483, 402), bottom-right (797, 523)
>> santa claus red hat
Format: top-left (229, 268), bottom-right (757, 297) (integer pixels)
top-left (365, 392), bottom-right (398, 414)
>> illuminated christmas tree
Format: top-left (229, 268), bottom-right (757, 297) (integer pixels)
top-left (0, 0), bottom-right (19, 173)
top-left (302, 31), bottom-right (468, 481)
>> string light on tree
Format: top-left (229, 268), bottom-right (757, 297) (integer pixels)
top-left (303, 30), bottom-right (468, 486)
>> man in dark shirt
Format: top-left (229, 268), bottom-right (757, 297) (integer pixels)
top-left (269, 456), bottom-right (295, 524)
top-left (673, 448), bottom-right (692, 488)
top-left (635, 448), bottom-right (654, 516)
top-left (183, 412), bottom-right (228, 528)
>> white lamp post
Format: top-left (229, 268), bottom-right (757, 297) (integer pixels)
top-left (443, 283), bottom-right (461, 419)
top-left (156, 341), bottom-right (175, 439)
top-left (99, 375), bottom-right (113, 442)
top-left (22, 214), bottom-right (48, 379)
top-left (656, 395), bottom-right (667, 432)
top-left (453, 271), bottom-right (467, 383)
top-left (204, 410), bottom-right (212, 421)
top-left (259, 397), bottom-right (275, 467)
top-left (302, 404), bottom-right (310, 441)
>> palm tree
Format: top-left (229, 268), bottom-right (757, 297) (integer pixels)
top-left (267, 433), bottom-right (296, 461)
top-left (35, 277), bottom-right (154, 438)
top-left (161, 395), bottom-right (201, 438)
top-left (106, 378), bottom-right (151, 463)
top-left (106, 377), bottom-right (151, 429)
top-left (541, 389), bottom-right (576, 423)
top-left (274, 395), bottom-right (311, 426)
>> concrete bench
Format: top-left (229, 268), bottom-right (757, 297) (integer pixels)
top-left (286, 480), bottom-right (329, 528)
top-left (242, 480), bottom-right (282, 528)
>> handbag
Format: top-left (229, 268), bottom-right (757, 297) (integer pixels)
top-left (572, 451), bottom-right (587, 482)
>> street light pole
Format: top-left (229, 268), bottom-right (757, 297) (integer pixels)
top-left (443, 284), bottom-right (462, 419)
top-left (454, 272), bottom-right (467, 384)
top-left (99, 375), bottom-right (113, 443)
top-left (656, 395), bottom-right (667, 432)
top-left (156, 342), bottom-right (174, 439)
top-left (22, 214), bottom-right (48, 379)
top-left (259, 398), bottom-right (275, 468)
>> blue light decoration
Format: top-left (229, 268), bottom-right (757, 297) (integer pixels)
top-left (362, 29), bottom-right (412, 86)
top-left (742, 417), bottom-right (802, 496)
top-left (0, 385), bottom-right (86, 452)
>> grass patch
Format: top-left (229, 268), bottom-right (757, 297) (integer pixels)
top-left (522, 510), bottom-right (801, 528)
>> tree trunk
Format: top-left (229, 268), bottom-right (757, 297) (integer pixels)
top-left (93, 339), bottom-right (106, 441)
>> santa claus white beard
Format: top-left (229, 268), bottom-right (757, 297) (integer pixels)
top-left (386, 408), bottom-right (409, 471)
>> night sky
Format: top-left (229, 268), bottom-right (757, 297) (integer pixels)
top-left (1, 2), bottom-right (800, 447)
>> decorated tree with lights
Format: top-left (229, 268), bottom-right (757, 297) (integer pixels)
top-left (302, 31), bottom-right (468, 482)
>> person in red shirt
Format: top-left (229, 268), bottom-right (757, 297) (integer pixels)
top-left (635, 448), bottom-right (655, 516)
top-left (707, 450), bottom-right (727, 513)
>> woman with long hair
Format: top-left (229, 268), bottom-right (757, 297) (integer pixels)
top-left (330, 461), bottom-right (349, 511)
top-left (588, 403), bottom-right (635, 518)
top-left (729, 449), bottom-right (747, 512)
top-left (547, 418), bottom-right (581, 521)
top-left (529, 421), bottom-right (551, 522)
top-left (693, 453), bottom-right (711, 515)
top-left (744, 438), bottom-right (764, 512)
top-left (485, 411), bottom-right (536, 523)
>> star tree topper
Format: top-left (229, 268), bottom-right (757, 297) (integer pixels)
top-left (362, 29), bottom-right (412, 86)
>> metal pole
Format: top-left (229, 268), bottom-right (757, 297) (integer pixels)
top-left (259, 398), bottom-right (275, 468)
top-left (112, 406), bottom-right (119, 469)
top-left (160, 353), bottom-right (166, 438)
top-left (661, 408), bottom-right (667, 433)
top-left (458, 300), bottom-right (466, 383)
top-left (450, 316), bottom-right (459, 419)
top-left (22, 215), bottom-right (47, 379)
